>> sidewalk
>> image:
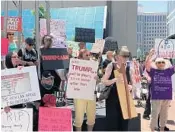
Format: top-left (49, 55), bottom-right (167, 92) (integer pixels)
top-left (136, 101), bottom-right (175, 131)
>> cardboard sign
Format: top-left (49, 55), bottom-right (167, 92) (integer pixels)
top-left (91, 39), bottom-right (105, 53)
top-left (67, 41), bottom-right (79, 57)
top-left (1, 66), bottom-right (41, 107)
top-left (41, 48), bottom-right (69, 70)
top-left (66, 58), bottom-right (98, 100)
top-left (1, 38), bottom-right (9, 56)
top-left (155, 39), bottom-right (175, 58)
top-left (75, 27), bottom-right (95, 43)
top-left (38, 107), bottom-right (72, 131)
top-left (1, 108), bottom-right (33, 132)
top-left (114, 69), bottom-right (137, 119)
top-left (7, 17), bottom-right (22, 32)
top-left (103, 37), bottom-right (118, 54)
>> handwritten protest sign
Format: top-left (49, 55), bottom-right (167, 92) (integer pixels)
top-left (155, 39), bottom-right (175, 58)
top-left (38, 107), bottom-right (72, 131)
top-left (67, 41), bottom-right (79, 57)
top-left (66, 58), bottom-right (98, 100)
top-left (1, 108), bottom-right (33, 132)
top-left (7, 17), bottom-right (22, 32)
top-left (1, 38), bottom-right (9, 56)
top-left (41, 48), bottom-right (69, 70)
top-left (91, 39), bottom-right (105, 53)
top-left (40, 19), bottom-right (47, 37)
top-left (1, 66), bottom-right (41, 107)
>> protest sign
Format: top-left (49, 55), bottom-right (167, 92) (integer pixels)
top-left (91, 39), bottom-right (105, 53)
top-left (75, 27), bottom-right (95, 43)
top-left (150, 68), bottom-right (173, 100)
top-left (66, 58), bottom-right (98, 100)
top-left (1, 38), bottom-right (9, 56)
top-left (130, 61), bottom-right (141, 85)
top-left (40, 19), bottom-right (66, 40)
top-left (40, 19), bottom-right (47, 37)
top-left (52, 38), bottom-right (67, 48)
top-left (41, 48), bottom-right (69, 70)
top-left (155, 39), bottom-right (175, 58)
top-left (1, 108), bottom-right (33, 132)
top-left (1, 66), bottom-right (41, 107)
top-left (7, 17), bottom-right (22, 32)
top-left (114, 69), bottom-right (137, 119)
top-left (38, 107), bottom-right (72, 131)
top-left (67, 41), bottom-right (79, 57)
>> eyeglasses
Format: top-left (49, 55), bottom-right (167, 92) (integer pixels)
top-left (86, 54), bottom-right (90, 57)
top-left (157, 61), bottom-right (165, 64)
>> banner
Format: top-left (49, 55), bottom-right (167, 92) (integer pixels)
top-left (6, 17), bottom-right (22, 32)
top-left (150, 68), bottom-right (173, 100)
top-left (75, 27), bottom-right (95, 43)
top-left (1, 108), bottom-right (33, 132)
top-left (41, 48), bottom-right (69, 70)
top-left (1, 66), bottom-right (41, 107)
top-left (66, 58), bottom-right (98, 100)
top-left (1, 38), bottom-right (9, 56)
top-left (67, 41), bottom-right (79, 57)
top-left (155, 39), bottom-right (175, 58)
top-left (91, 39), bottom-right (105, 53)
top-left (38, 107), bottom-right (72, 131)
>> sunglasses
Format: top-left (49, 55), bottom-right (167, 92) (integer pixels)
top-left (157, 61), bottom-right (165, 64)
top-left (8, 33), bottom-right (14, 36)
top-left (12, 55), bottom-right (18, 58)
top-left (122, 55), bottom-right (129, 58)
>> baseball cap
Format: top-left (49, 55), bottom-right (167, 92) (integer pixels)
top-left (25, 37), bottom-right (34, 46)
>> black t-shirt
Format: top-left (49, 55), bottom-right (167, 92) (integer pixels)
top-left (18, 48), bottom-right (38, 63)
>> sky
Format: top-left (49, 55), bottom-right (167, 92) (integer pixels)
top-left (138, 1), bottom-right (167, 13)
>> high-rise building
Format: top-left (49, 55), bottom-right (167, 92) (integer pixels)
top-left (167, 1), bottom-right (175, 36)
top-left (137, 5), bottom-right (167, 54)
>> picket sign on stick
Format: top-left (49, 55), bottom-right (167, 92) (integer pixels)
top-left (114, 64), bottom-right (137, 119)
top-left (91, 39), bottom-right (105, 54)
top-left (155, 39), bottom-right (175, 59)
top-left (1, 108), bottom-right (33, 132)
top-left (66, 58), bottom-right (98, 100)
top-left (1, 66), bottom-right (41, 107)
top-left (38, 107), bottom-right (72, 131)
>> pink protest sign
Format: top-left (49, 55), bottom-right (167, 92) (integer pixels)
top-left (1, 38), bottom-right (9, 56)
top-left (38, 107), bottom-right (72, 131)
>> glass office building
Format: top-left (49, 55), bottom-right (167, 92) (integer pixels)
top-left (137, 5), bottom-right (167, 54)
top-left (167, 0), bottom-right (175, 36)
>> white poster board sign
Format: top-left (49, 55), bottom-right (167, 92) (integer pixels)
top-left (66, 58), bottom-right (98, 100)
top-left (1, 66), bottom-right (41, 107)
top-left (91, 39), bottom-right (105, 53)
top-left (172, 74), bottom-right (175, 100)
top-left (130, 61), bottom-right (142, 98)
top-left (1, 108), bottom-right (33, 132)
top-left (155, 39), bottom-right (175, 58)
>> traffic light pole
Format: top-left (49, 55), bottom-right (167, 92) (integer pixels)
top-left (45, 1), bottom-right (50, 34)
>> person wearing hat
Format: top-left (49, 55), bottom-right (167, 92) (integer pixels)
top-left (145, 49), bottom-right (175, 132)
top-left (102, 46), bottom-right (132, 131)
top-left (18, 37), bottom-right (38, 66)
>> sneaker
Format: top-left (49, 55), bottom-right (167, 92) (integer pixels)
top-left (143, 115), bottom-right (150, 120)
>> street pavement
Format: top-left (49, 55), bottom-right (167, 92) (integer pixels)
top-left (136, 100), bottom-right (175, 131)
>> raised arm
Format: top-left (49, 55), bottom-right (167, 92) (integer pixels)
top-left (102, 63), bottom-right (117, 86)
top-left (145, 49), bottom-right (155, 72)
